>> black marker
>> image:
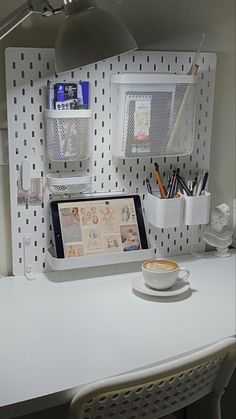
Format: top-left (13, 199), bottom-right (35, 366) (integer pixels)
top-left (177, 174), bottom-right (192, 196)
top-left (168, 171), bottom-right (177, 198)
top-left (197, 171), bottom-right (208, 196)
top-left (146, 178), bottom-right (152, 195)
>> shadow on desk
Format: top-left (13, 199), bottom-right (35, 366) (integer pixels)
top-left (132, 287), bottom-right (196, 303)
top-left (6, 403), bottom-right (69, 419)
top-left (44, 260), bottom-right (144, 283)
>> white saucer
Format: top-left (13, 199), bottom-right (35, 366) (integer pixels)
top-left (131, 276), bottom-right (190, 297)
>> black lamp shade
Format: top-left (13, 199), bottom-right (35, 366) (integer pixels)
top-left (55, 7), bottom-right (138, 73)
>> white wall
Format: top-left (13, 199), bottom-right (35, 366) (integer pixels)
top-left (0, 1), bottom-right (62, 276)
top-left (0, 0), bottom-right (235, 275)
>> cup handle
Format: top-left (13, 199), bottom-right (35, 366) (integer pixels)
top-left (177, 267), bottom-right (190, 282)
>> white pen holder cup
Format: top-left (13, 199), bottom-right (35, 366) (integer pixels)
top-left (182, 192), bottom-right (211, 225)
top-left (145, 192), bottom-right (184, 228)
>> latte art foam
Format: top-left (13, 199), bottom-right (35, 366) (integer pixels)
top-left (144, 260), bottom-right (178, 272)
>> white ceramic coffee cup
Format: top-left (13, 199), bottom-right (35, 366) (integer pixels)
top-left (142, 258), bottom-right (190, 290)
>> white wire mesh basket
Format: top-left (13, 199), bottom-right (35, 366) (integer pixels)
top-left (45, 109), bottom-right (92, 162)
top-left (111, 73), bottom-right (197, 158)
top-left (47, 172), bottom-right (92, 195)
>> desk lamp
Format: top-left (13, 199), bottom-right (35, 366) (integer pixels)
top-left (0, 0), bottom-right (138, 72)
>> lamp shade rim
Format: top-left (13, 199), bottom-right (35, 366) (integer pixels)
top-left (55, 46), bottom-right (138, 74)
top-left (55, 6), bottom-right (138, 73)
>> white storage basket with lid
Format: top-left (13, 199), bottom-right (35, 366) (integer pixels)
top-left (45, 109), bottom-right (92, 162)
top-left (47, 172), bottom-right (91, 195)
top-left (111, 73), bottom-right (197, 158)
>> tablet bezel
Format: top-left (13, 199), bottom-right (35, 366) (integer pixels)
top-left (50, 195), bottom-right (148, 258)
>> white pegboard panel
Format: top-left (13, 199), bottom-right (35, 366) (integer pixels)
top-left (5, 48), bottom-right (216, 276)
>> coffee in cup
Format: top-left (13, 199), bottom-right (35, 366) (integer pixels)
top-left (142, 259), bottom-right (190, 290)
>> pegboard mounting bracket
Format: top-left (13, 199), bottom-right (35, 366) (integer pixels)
top-left (23, 235), bottom-right (35, 280)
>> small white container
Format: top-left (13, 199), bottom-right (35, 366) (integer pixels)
top-left (183, 192), bottom-right (211, 225)
top-left (144, 192), bottom-right (184, 228)
top-left (111, 73), bottom-right (197, 159)
top-left (46, 247), bottom-right (154, 271)
top-left (47, 172), bottom-right (92, 195)
top-left (45, 109), bottom-right (92, 162)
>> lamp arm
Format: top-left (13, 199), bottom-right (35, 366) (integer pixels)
top-left (0, 2), bottom-right (31, 40)
top-left (0, 0), bottom-right (64, 41)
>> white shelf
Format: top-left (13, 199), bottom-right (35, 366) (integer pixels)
top-left (47, 172), bottom-right (92, 195)
top-left (45, 109), bottom-right (92, 119)
top-left (46, 247), bottom-right (154, 271)
top-left (111, 73), bottom-right (196, 84)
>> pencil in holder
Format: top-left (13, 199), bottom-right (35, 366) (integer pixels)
top-left (182, 192), bottom-right (211, 225)
top-left (145, 192), bottom-right (184, 228)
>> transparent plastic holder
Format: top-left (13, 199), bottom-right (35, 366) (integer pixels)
top-left (111, 73), bottom-right (197, 159)
top-left (45, 109), bottom-right (92, 162)
top-left (182, 192), bottom-right (211, 226)
top-left (144, 192), bottom-right (184, 228)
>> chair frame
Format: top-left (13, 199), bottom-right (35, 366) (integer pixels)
top-left (70, 337), bottom-right (236, 419)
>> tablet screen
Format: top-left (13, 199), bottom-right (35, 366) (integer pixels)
top-left (51, 196), bottom-right (148, 258)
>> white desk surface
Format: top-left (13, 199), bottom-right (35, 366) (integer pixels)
top-left (0, 252), bottom-right (235, 418)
